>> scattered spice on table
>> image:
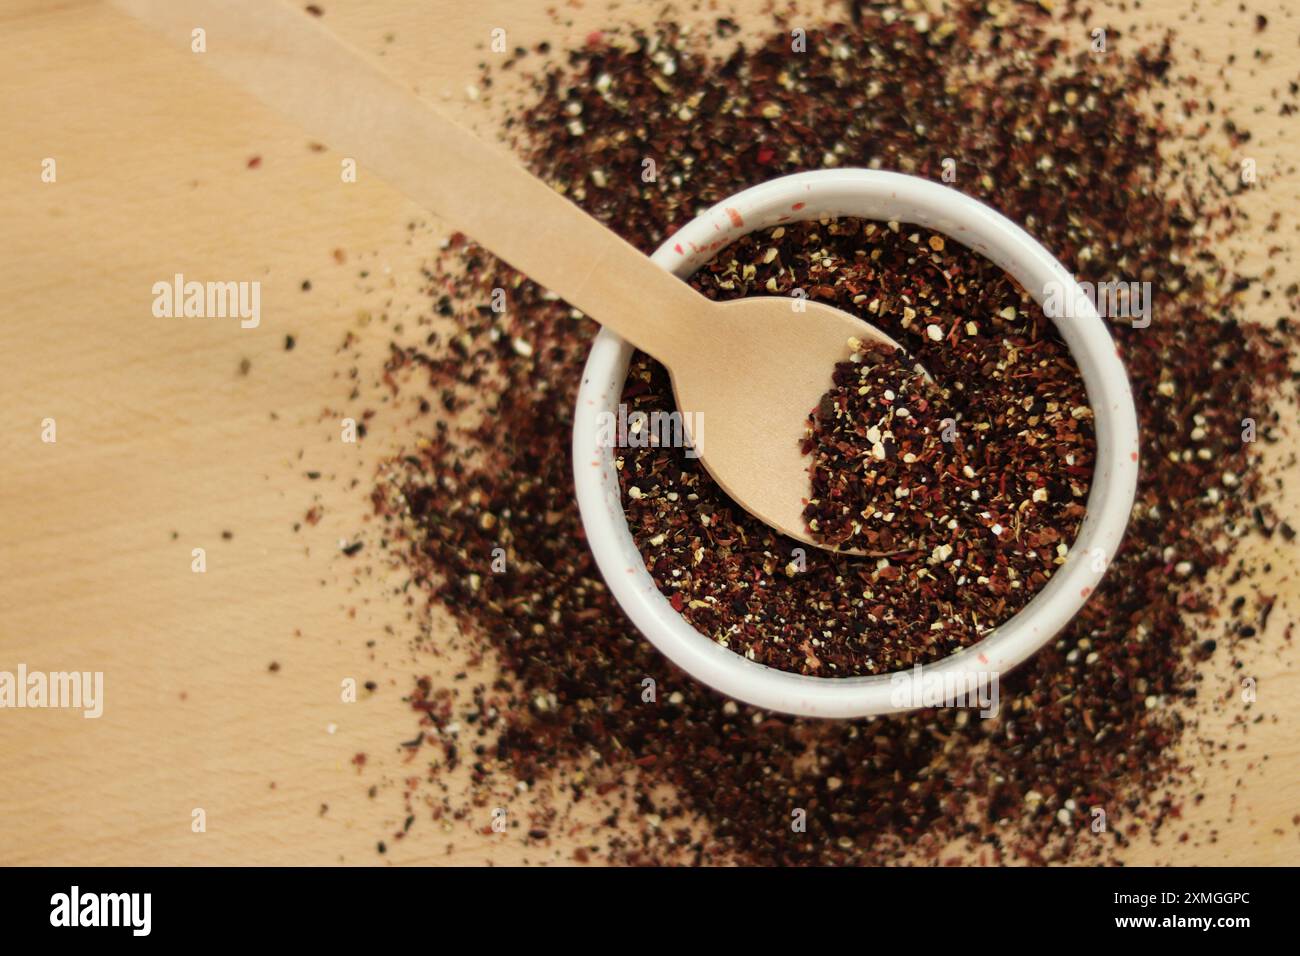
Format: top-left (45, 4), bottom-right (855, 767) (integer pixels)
top-left (328, 3), bottom-right (1297, 865)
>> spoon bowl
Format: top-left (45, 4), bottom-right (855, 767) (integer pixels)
top-left (667, 296), bottom-right (910, 552)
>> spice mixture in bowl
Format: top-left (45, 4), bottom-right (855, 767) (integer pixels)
top-left (624, 221), bottom-right (1094, 675)
top-left (573, 170), bottom-right (1139, 716)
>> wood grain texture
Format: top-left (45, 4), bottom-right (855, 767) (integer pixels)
top-left (0, 0), bottom-right (1296, 866)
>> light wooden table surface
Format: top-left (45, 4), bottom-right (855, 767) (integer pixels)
top-left (0, 0), bottom-right (1296, 865)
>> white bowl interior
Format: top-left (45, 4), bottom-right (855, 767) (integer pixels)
top-left (572, 169), bottom-right (1139, 718)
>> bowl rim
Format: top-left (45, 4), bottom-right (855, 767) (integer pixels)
top-left (572, 169), bottom-right (1140, 718)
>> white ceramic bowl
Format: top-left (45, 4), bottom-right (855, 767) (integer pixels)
top-left (572, 169), bottom-right (1139, 718)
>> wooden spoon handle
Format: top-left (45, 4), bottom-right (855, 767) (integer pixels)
top-left (111, 0), bottom-right (703, 362)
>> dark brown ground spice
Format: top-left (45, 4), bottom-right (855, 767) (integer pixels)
top-left (805, 342), bottom-right (962, 548)
top-left (618, 218), bottom-right (1094, 675)
top-left (344, 4), bottom-right (1296, 864)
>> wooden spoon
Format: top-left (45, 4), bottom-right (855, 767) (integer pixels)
top-left (111, 0), bottom-right (913, 552)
